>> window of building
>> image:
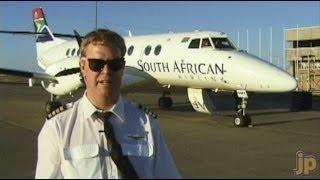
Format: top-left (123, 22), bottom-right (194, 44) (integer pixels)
top-left (293, 40), bottom-right (320, 48)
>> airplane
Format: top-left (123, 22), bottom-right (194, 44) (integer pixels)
top-left (0, 7), bottom-right (297, 127)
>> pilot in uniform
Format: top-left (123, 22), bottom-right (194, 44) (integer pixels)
top-left (35, 93), bottom-right (181, 179)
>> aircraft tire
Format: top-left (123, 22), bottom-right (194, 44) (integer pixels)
top-left (234, 114), bottom-right (251, 127)
top-left (158, 97), bottom-right (173, 109)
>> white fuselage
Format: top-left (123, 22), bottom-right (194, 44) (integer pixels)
top-left (37, 31), bottom-right (297, 95)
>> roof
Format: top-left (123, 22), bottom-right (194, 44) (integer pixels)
top-left (124, 30), bottom-right (229, 42)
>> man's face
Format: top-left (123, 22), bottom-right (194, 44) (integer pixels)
top-left (80, 43), bottom-right (124, 101)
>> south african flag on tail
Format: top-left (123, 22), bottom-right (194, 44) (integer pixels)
top-left (33, 7), bottom-right (54, 42)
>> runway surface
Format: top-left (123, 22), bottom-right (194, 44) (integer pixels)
top-left (0, 83), bottom-right (319, 178)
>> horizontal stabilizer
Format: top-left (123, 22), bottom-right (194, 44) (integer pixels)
top-left (0, 30), bottom-right (83, 39)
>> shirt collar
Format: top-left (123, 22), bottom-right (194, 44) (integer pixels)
top-left (81, 92), bottom-right (125, 122)
top-left (109, 95), bottom-right (125, 123)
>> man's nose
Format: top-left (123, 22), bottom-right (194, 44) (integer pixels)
top-left (100, 64), bottom-right (110, 74)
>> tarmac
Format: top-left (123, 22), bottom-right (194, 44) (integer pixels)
top-left (0, 83), bottom-right (319, 178)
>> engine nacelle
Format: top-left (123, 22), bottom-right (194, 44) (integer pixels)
top-left (187, 88), bottom-right (216, 114)
top-left (41, 73), bottom-right (83, 96)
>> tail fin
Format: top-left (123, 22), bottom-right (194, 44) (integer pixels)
top-left (32, 7), bottom-right (66, 69)
top-left (33, 7), bottom-right (54, 43)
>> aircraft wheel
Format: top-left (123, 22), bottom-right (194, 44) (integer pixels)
top-left (234, 113), bottom-right (251, 127)
top-left (45, 101), bottom-right (62, 114)
top-left (158, 97), bottom-right (173, 109)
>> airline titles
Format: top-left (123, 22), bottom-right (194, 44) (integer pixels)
top-left (137, 60), bottom-right (226, 75)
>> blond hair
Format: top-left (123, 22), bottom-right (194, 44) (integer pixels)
top-left (80, 29), bottom-right (126, 58)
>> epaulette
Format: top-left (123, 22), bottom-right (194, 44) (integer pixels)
top-left (137, 103), bottom-right (158, 119)
top-left (46, 103), bottom-right (73, 120)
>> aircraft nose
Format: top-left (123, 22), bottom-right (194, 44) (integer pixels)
top-left (263, 66), bottom-right (298, 92)
top-left (277, 73), bottom-right (298, 92)
top-left (230, 51), bottom-right (298, 92)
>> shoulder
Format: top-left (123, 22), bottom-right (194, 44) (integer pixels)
top-left (124, 99), bottom-right (158, 119)
top-left (46, 102), bottom-right (74, 120)
top-left (138, 103), bottom-right (158, 119)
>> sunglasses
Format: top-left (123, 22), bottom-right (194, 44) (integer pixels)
top-left (86, 58), bottom-right (125, 72)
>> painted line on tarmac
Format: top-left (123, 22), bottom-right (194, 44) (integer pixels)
top-left (1, 120), bottom-right (38, 134)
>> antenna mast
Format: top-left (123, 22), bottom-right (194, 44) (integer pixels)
top-left (95, 1), bottom-right (98, 29)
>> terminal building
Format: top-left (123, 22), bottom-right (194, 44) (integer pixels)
top-left (285, 26), bottom-right (320, 94)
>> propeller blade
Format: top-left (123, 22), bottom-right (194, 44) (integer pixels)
top-left (73, 30), bottom-right (82, 47)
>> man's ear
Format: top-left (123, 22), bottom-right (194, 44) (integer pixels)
top-left (79, 58), bottom-right (87, 84)
top-left (79, 59), bottom-right (85, 72)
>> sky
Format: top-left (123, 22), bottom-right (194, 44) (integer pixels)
top-left (0, 1), bottom-right (319, 72)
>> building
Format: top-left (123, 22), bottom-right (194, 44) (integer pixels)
top-left (285, 26), bottom-right (320, 94)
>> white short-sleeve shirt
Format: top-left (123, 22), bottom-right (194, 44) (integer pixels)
top-left (35, 93), bottom-right (181, 179)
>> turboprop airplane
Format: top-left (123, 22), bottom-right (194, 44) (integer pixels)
top-left (0, 7), bottom-right (297, 127)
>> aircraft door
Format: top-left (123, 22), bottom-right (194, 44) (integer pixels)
top-left (187, 88), bottom-right (216, 114)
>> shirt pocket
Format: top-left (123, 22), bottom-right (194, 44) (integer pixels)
top-left (63, 144), bottom-right (99, 160)
top-left (62, 144), bottom-right (101, 178)
top-left (121, 143), bottom-right (154, 157)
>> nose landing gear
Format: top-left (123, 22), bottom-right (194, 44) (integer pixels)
top-left (233, 90), bottom-right (252, 127)
top-left (158, 91), bottom-right (173, 109)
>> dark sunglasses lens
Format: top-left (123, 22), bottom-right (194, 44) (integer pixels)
top-left (89, 59), bottom-right (105, 72)
top-left (108, 60), bottom-right (125, 71)
top-left (88, 59), bottom-right (125, 72)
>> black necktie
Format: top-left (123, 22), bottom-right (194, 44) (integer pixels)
top-left (98, 112), bottom-right (139, 179)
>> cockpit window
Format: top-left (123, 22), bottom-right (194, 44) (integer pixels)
top-left (181, 37), bottom-right (190, 43)
top-left (188, 39), bottom-right (200, 49)
top-left (201, 38), bottom-right (212, 48)
top-left (211, 38), bottom-right (235, 49)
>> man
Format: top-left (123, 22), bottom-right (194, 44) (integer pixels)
top-left (35, 29), bottom-right (181, 179)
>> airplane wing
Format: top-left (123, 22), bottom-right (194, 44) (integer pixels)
top-left (0, 67), bottom-right (57, 83)
top-left (0, 66), bottom-right (160, 93)
top-left (121, 66), bottom-right (161, 93)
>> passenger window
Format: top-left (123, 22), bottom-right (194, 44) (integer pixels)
top-left (66, 49), bottom-right (70, 56)
top-left (154, 45), bottom-right (161, 55)
top-left (188, 39), bottom-right (200, 49)
top-left (144, 45), bottom-right (152, 56)
top-left (128, 46), bottom-right (134, 56)
top-left (71, 48), bottom-right (76, 56)
top-left (201, 38), bottom-right (212, 48)
top-left (77, 49), bottom-right (80, 56)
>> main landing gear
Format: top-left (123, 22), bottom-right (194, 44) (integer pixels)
top-left (158, 91), bottom-right (173, 109)
top-left (233, 90), bottom-right (252, 128)
top-left (45, 94), bottom-right (62, 114)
